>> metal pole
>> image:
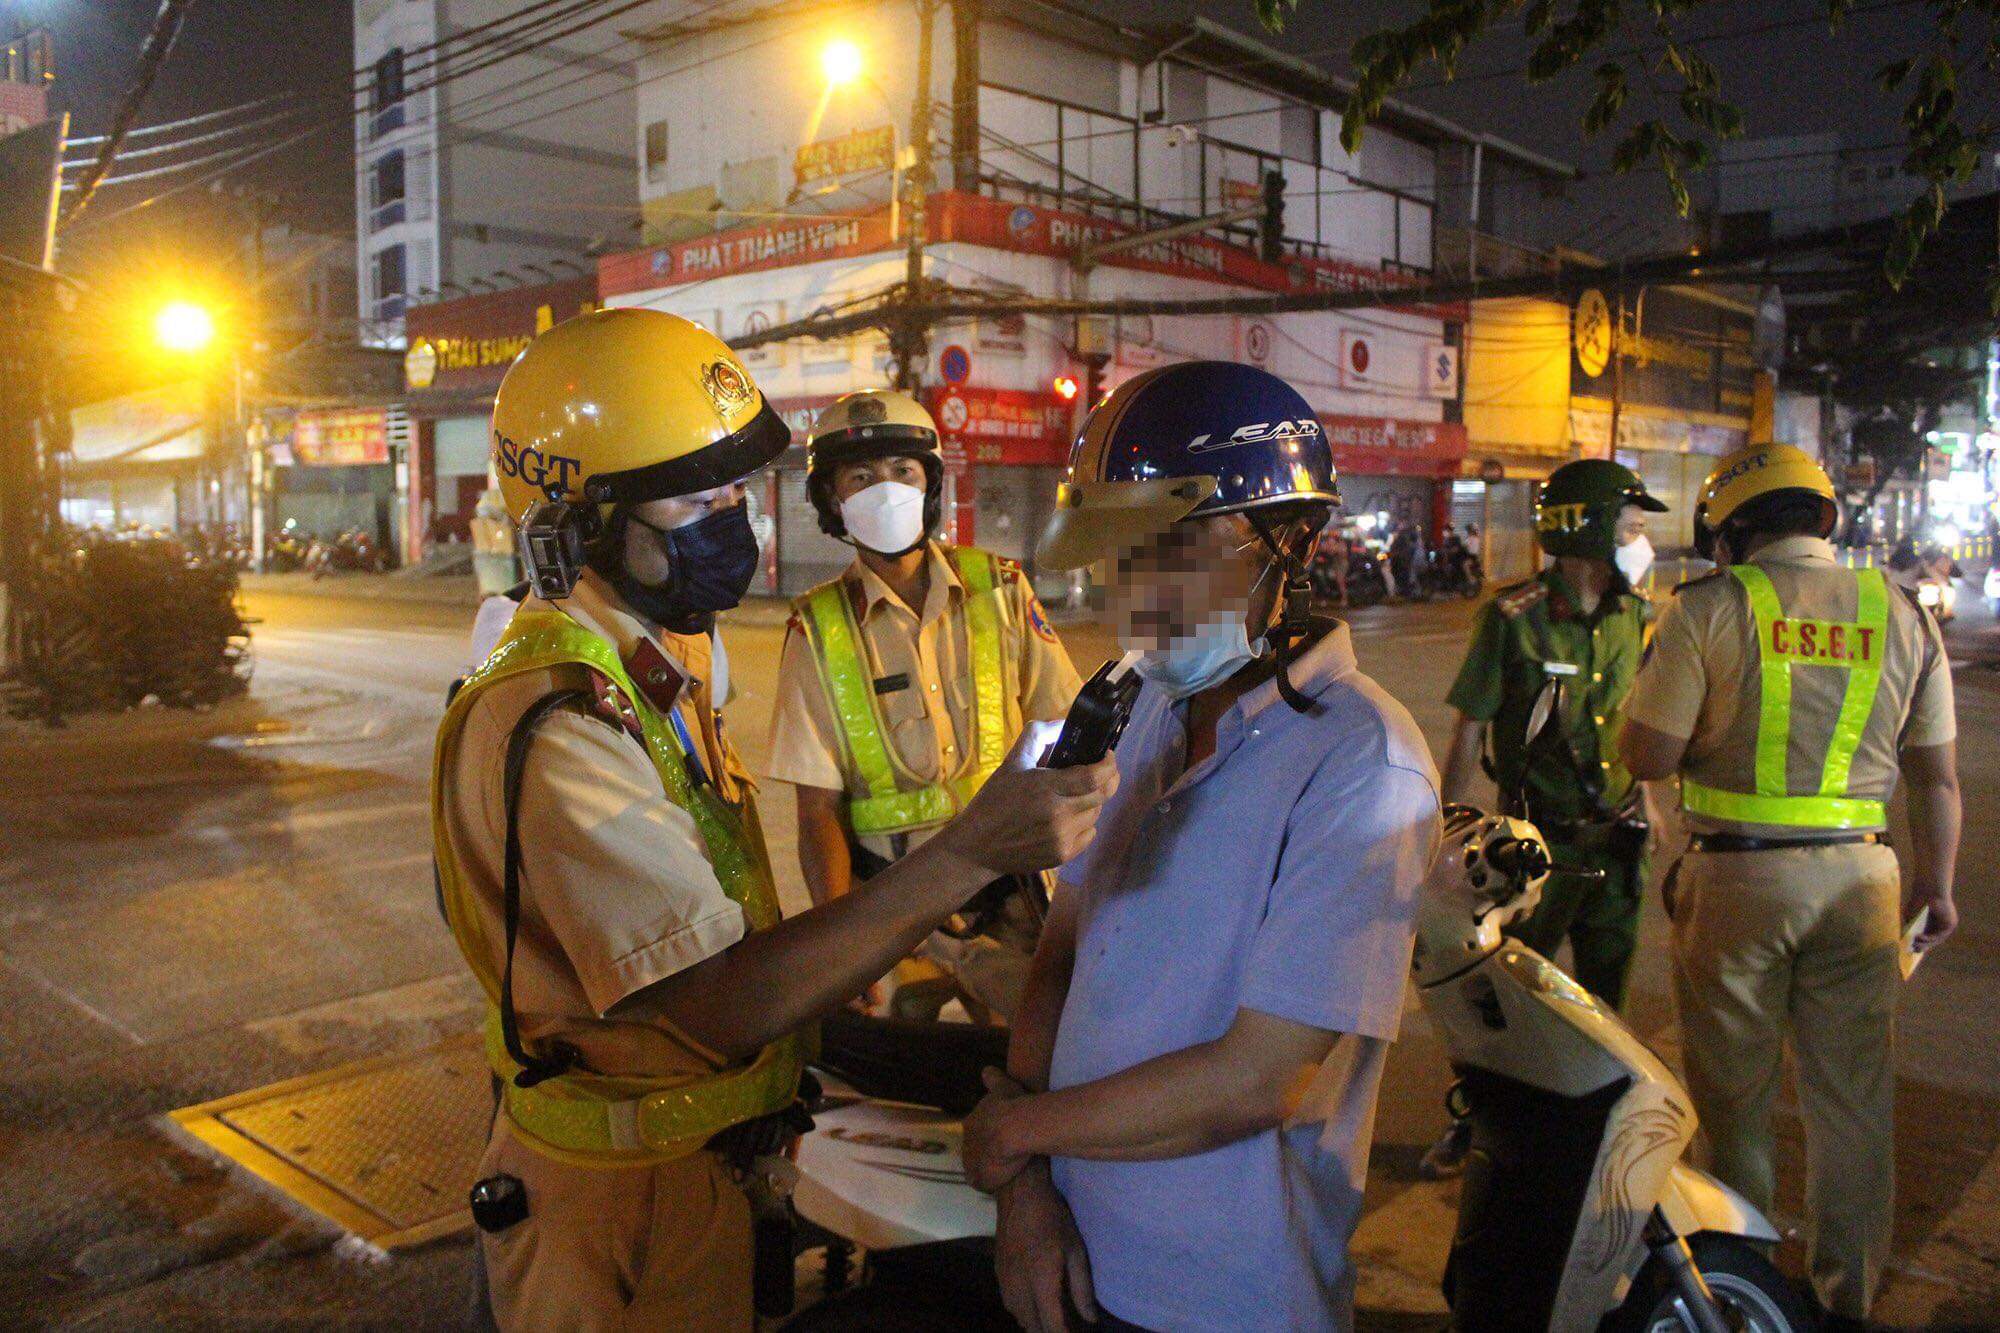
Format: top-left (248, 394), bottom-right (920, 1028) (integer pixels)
top-left (892, 0), bottom-right (934, 392)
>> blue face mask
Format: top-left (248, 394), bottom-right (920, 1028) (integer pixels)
top-left (1131, 619), bottom-right (1263, 700)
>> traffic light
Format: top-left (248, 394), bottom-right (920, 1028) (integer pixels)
top-left (1052, 374), bottom-right (1080, 401)
top-left (1258, 169), bottom-right (1285, 264)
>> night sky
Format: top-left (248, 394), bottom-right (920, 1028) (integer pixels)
top-left (41, 0), bottom-right (1957, 264)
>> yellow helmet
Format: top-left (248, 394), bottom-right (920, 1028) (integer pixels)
top-left (490, 307), bottom-right (789, 521)
top-left (1694, 442), bottom-right (1837, 557)
top-left (805, 390), bottom-right (942, 537)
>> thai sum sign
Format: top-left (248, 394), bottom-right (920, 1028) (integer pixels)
top-left (293, 408), bottom-right (391, 467)
top-left (794, 124), bottom-right (895, 186)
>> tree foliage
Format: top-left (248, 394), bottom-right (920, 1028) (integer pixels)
top-left (1257, 0), bottom-right (2000, 309)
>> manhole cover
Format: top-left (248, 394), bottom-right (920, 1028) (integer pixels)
top-left (168, 1034), bottom-right (490, 1249)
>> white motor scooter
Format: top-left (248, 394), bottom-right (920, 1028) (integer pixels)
top-left (1420, 804), bottom-right (1813, 1332)
top-left (781, 803), bottom-right (1816, 1331)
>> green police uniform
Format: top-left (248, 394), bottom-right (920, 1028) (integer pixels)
top-left (1447, 566), bottom-right (1652, 1007)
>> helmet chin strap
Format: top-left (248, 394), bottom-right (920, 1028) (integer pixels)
top-left (1248, 513), bottom-right (1322, 716)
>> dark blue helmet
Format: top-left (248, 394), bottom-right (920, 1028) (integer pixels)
top-left (1036, 361), bottom-right (1338, 569)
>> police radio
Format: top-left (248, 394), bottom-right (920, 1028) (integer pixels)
top-left (516, 498), bottom-right (602, 601)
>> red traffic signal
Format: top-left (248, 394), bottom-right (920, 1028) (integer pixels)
top-left (1052, 374), bottom-right (1080, 401)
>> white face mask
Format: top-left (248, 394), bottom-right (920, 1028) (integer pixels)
top-left (1131, 618), bottom-right (1264, 700)
top-left (1614, 533), bottom-right (1655, 586)
top-left (841, 481), bottom-right (928, 555)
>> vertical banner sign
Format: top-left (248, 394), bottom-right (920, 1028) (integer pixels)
top-left (1339, 330), bottom-right (1376, 390)
top-left (1422, 343), bottom-right (1459, 398)
top-left (738, 302), bottom-right (784, 367)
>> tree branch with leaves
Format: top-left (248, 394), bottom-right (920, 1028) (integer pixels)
top-left (1257, 0), bottom-right (1999, 310)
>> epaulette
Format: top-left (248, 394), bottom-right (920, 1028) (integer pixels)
top-left (1493, 580), bottom-right (1550, 619)
top-left (582, 667), bottom-right (645, 744)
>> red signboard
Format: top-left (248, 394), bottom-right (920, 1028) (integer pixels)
top-left (292, 408), bottom-right (391, 467)
top-left (1319, 414), bottom-right (1468, 479)
top-left (597, 192), bottom-right (1457, 318)
top-left (403, 275), bottom-right (598, 406)
top-left (926, 386), bottom-right (1071, 466)
top-left (600, 208), bottom-right (898, 298)
top-left (930, 192), bottom-right (1461, 318)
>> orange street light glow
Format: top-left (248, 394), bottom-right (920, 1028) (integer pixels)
top-left (821, 39), bottom-right (863, 87)
top-left (1052, 374), bottom-right (1080, 401)
top-left (154, 300), bottom-right (216, 353)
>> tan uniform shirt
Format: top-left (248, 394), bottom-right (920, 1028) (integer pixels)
top-left (1624, 535), bottom-right (1955, 837)
top-left (764, 541), bottom-right (1083, 861)
top-left (439, 570), bottom-right (754, 1081)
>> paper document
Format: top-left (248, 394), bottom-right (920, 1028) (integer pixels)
top-left (1899, 907), bottom-right (1930, 981)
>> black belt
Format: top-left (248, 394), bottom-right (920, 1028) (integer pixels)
top-left (1687, 831), bottom-right (1887, 854)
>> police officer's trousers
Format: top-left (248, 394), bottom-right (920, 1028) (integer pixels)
top-left (1509, 838), bottom-right (1644, 1010)
top-left (476, 1117), bottom-right (755, 1331)
top-left (1670, 841), bottom-right (1901, 1320)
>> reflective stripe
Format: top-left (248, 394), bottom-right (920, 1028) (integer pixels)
top-left (1821, 569), bottom-right (1888, 796)
top-left (434, 610), bottom-right (807, 1166)
top-left (1680, 565), bottom-right (1890, 830)
top-left (801, 547), bottom-right (1009, 837)
top-left (1681, 783), bottom-right (1885, 829)
top-left (1736, 566), bottom-right (1793, 798)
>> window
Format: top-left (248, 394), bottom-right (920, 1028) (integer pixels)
top-left (371, 48), bottom-right (405, 114)
top-left (371, 47), bottom-right (406, 136)
top-left (369, 150), bottom-right (406, 230)
top-left (644, 120), bottom-right (669, 185)
top-left (373, 243), bottom-right (407, 320)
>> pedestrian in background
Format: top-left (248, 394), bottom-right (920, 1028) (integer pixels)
top-left (1621, 442), bottom-right (1960, 1331)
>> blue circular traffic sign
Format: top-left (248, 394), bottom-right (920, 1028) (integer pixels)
top-left (939, 344), bottom-right (971, 385)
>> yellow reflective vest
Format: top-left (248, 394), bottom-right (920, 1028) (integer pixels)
top-left (432, 609), bottom-right (806, 1167)
top-left (1682, 564), bottom-right (1890, 830)
top-left (796, 546), bottom-right (1008, 837)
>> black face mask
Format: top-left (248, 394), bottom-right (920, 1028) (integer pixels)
top-left (610, 503), bottom-right (761, 635)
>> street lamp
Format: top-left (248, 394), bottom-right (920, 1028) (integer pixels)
top-left (154, 300), bottom-right (216, 354)
top-left (817, 39), bottom-right (908, 245)
top-left (821, 38), bottom-right (863, 87)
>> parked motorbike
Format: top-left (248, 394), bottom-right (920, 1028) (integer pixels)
top-left (1420, 805), bottom-right (1811, 1332)
top-left (782, 800), bottom-right (1812, 1331)
top-left (306, 527), bottom-right (388, 578)
top-left (267, 520), bottom-right (311, 573)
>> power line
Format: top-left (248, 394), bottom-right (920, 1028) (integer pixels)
top-left (64, 94), bottom-right (295, 148)
top-left (62, 104), bottom-right (306, 170)
top-left (60, 0), bottom-right (202, 229)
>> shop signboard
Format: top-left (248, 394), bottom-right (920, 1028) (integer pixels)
top-left (1319, 414), bottom-right (1469, 479)
top-left (293, 408), bottom-right (391, 467)
top-left (403, 275), bottom-right (598, 408)
top-left (601, 192), bottom-right (1463, 320)
top-left (794, 125), bottom-right (895, 187)
top-left (927, 386), bottom-right (1070, 466)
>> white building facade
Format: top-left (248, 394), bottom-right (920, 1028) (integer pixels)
top-left (352, 0), bottom-right (677, 347)
top-left (604, 1), bottom-right (1554, 593)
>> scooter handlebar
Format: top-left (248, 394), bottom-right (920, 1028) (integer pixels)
top-left (1486, 835), bottom-right (1550, 882)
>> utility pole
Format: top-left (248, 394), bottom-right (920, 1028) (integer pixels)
top-left (889, 0), bottom-right (935, 392)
